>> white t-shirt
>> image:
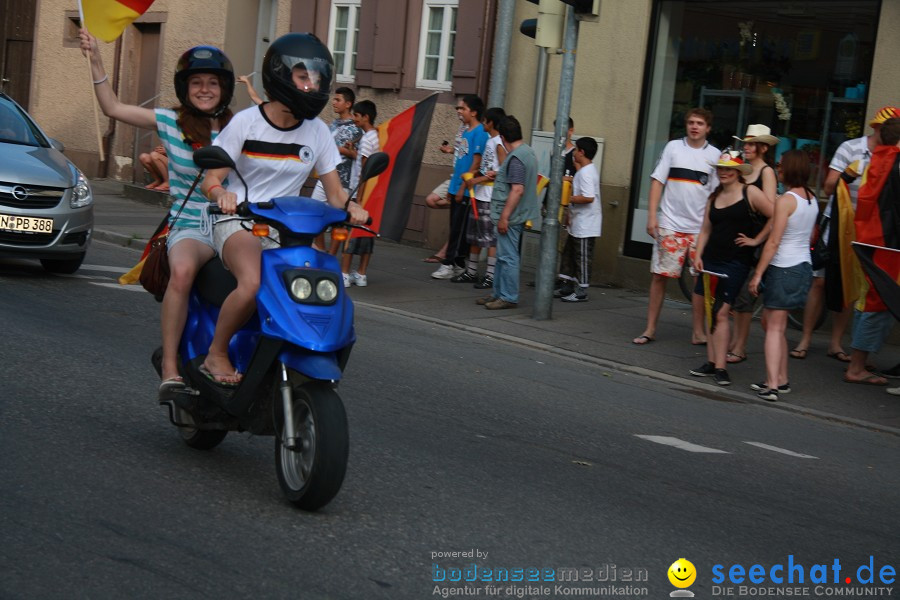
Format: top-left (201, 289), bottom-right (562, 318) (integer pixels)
top-left (350, 129), bottom-right (380, 193)
top-left (828, 136), bottom-right (869, 208)
top-left (568, 164), bottom-right (602, 238)
top-left (213, 104), bottom-right (339, 205)
top-left (650, 138), bottom-right (721, 234)
top-left (475, 134), bottom-right (502, 202)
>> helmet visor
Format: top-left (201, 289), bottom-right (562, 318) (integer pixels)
top-left (277, 55), bottom-right (332, 93)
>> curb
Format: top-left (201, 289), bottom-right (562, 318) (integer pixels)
top-left (94, 228), bottom-right (149, 250)
top-left (356, 301), bottom-right (900, 438)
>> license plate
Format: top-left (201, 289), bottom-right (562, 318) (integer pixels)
top-left (0, 213), bottom-right (53, 233)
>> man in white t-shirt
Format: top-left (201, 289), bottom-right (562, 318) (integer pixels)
top-left (556, 137), bottom-right (601, 302)
top-left (633, 108), bottom-right (720, 346)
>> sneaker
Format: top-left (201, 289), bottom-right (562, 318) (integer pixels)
top-left (342, 272), bottom-right (351, 288)
top-left (750, 381), bottom-right (791, 393)
top-left (451, 271), bottom-right (477, 283)
top-left (431, 264), bottom-right (456, 279)
top-left (690, 362), bottom-right (716, 377)
top-left (350, 271), bottom-right (367, 287)
top-left (756, 388), bottom-right (779, 402)
top-left (553, 287), bottom-right (574, 298)
top-left (713, 368), bottom-right (731, 386)
top-left (886, 386), bottom-right (900, 396)
top-left (476, 295), bottom-right (497, 305)
top-left (474, 275), bottom-right (494, 289)
top-left (560, 291), bottom-right (588, 303)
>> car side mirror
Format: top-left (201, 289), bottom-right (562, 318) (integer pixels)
top-left (360, 152), bottom-right (389, 182)
top-left (193, 146), bottom-right (235, 170)
top-left (49, 138), bottom-right (65, 152)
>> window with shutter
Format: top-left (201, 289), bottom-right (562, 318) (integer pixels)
top-left (328, 0), bottom-right (361, 82)
top-left (450, 0), bottom-right (494, 96)
top-left (354, 0), bottom-right (407, 90)
top-left (416, 0), bottom-right (457, 91)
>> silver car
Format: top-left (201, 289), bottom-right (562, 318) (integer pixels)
top-left (0, 92), bottom-right (93, 273)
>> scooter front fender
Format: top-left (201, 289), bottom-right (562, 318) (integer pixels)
top-left (279, 344), bottom-right (349, 381)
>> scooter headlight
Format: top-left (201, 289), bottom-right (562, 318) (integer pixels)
top-left (316, 279), bottom-right (338, 302)
top-left (290, 277), bottom-right (313, 300)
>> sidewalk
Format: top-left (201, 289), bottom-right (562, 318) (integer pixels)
top-left (89, 178), bottom-right (900, 434)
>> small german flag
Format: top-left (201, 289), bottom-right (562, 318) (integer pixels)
top-left (701, 269), bottom-right (728, 332)
top-left (81, 0), bottom-right (155, 42)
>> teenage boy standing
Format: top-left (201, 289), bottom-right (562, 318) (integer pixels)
top-left (633, 107), bottom-right (720, 346)
top-left (432, 95), bottom-right (488, 279)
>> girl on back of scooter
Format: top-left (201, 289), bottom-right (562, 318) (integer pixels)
top-left (200, 33), bottom-right (369, 385)
top-left (79, 29), bottom-right (236, 398)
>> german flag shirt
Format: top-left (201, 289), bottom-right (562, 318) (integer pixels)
top-left (650, 137), bottom-right (721, 234)
top-left (213, 104), bottom-right (340, 205)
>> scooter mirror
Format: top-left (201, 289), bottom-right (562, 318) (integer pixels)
top-left (360, 152), bottom-right (389, 182)
top-left (193, 146), bottom-right (236, 171)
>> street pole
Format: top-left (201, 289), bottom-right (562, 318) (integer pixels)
top-left (488, 0), bottom-right (515, 108)
top-left (532, 7), bottom-right (578, 320)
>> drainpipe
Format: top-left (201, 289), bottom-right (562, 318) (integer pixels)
top-left (101, 36), bottom-right (123, 178)
top-left (487, 0), bottom-right (514, 107)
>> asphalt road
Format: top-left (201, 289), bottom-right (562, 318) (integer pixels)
top-left (1, 241), bottom-right (898, 599)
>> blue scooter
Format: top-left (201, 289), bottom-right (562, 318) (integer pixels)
top-left (153, 146), bottom-right (387, 510)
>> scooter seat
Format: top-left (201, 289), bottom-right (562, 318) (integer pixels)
top-left (195, 258), bottom-right (237, 307)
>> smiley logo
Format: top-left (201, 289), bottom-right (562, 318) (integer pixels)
top-left (668, 558), bottom-right (696, 588)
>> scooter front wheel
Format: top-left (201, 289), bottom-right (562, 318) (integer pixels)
top-left (275, 381), bottom-right (349, 510)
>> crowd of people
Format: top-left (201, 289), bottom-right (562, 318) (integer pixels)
top-left (629, 105), bottom-right (900, 402)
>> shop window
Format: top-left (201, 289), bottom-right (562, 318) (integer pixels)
top-left (626, 0), bottom-right (880, 259)
top-left (328, 0), bottom-right (360, 82)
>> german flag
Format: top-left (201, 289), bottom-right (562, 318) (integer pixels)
top-left (353, 93), bottom-right (438, 241)
top-left (701, 269), bottom-right (727, 332)
top-left (823, 163), bottom-right (864, 312)
top-left (81, 0), bottom-right (155, 42)
top-left (852, 243), bottom-right (900, 320)
top-left (853, 145), bottom-right (900, 313)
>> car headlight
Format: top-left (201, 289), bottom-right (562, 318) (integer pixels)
top-left (290, 277), bottom-right (313, 300)
top-left (316, 279), bottom-right (338, 302)
top-left (70, 172), bottom-right (93, 208)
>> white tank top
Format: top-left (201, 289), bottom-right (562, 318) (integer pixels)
top-left (771, 190), bottom-right (819, 268)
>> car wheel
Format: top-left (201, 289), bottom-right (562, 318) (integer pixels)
top-left (40, 253), bottom-right (86, 274)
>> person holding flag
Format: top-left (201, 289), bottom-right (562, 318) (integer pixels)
top-left (689, 154), bottom-right (772, 386)
top-left (748, 150), bottom-right (820, 401)
top-left (80, 29), bottom-right (235, 396)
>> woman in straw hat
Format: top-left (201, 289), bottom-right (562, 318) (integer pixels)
top-left (727, 124), bottom-right (779, 364)
top-left (748, 150), bottom-right (819, 401)
top-left (689, 154), bottom-right (773, 386)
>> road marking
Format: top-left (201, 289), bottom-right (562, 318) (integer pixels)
top-left (54, 273), bottom-right (110, 280)
top-left (80, 264), bottom-right (130, 274)
top-left (89, 282), bottom-right (145, 292)
top-left (634, 435), bottom-right (729, 453)
top-left (743, 442), bottom-right (818, 459)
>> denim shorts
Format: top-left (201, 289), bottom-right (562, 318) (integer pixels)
top-left (762, 262), bottom-right (812, 310)
top-left (850, 310), bottom-right (894, 353)
top-left (167, 225), bottom-right (215, 251)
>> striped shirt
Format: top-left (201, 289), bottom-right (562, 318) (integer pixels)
top-left (829, 136), bottom-right (869, 207)
top-left (154, 108), bottom-right (217, 229)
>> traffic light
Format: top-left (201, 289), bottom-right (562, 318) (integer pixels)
top-left (519, 0), bottom-right (565, 49)
top-left (560, 0), bottom-right (600, 19)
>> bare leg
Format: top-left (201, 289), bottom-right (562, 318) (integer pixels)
top-left (633, 274), bottom-right (667, 342)
top-left (357, 252), bottom-right (372, 275)
top-left (150, 152), bottom-right (169, 191)
top-left (793, 276), bottom-right (824, 353)
top-left (729, 311), bottom-right (752, 359)
top-left (691, 280), bottom-right (707, 345)
top-left (828, 305), bottom-right (851, 355)
top-left (711, 303), bottom-right (732, 369)
top-left (845, 349), bottom-right (885, 383)
top-left (341, 252), bottom-right (353, 274)
top-left (160, 238), bottom-right (215, 381)
top-left (139, 153), bottom-right (161, 188)
top-left (204, 231), bottom-right (262, 382)
top-left (762, 308), bottom-right (789, 388)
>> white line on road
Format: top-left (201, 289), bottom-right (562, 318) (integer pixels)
top-left (743, 442), bottom-right (818, 459)
top-left (55, 273), bottom-right (110, 280)
top-left (80, 264), bottom-right (130, 274)
top-left (634, 435), bottom-right (729, 453)
top-left (89, 282), bottom-right (145, 292)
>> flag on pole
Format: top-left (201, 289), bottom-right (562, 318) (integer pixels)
top-left (700, 269), bottom-right (728, 332)
top-left (81, 0), bottom-right (155, 42)
top-left (353, 93), bottom-right (438, 242)
top-left (852, 145), bottom-right (900, 313)
top-left (852, 242), bottom-right (900, 321)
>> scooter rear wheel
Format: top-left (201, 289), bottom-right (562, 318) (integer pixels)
top-left (275, 381), bottom-right (348, 511)
top-left (178, 411), bottom-right (228, 450)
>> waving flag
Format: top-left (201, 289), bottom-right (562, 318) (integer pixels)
top-left (354, 93), bottom-right (438, 241)
top-left (701, 269), bottom-right (728, 332)
top-left (852, 243), bottom-right (900, 321)
top-left (81, 0), bottom-right (155, 42)
top-left (824, 163), bottom-right (864, 311)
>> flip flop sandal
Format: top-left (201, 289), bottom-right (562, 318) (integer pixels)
top-left (726, 352), bottom-right (747, 364)
top-left (827, 351), bottom-right (851, 363)
top-left (789, 348), bottom-right (808, 359)
top-left (199, 364), bottom-right (242, 387)
top-left (158, 376), bottom-right (186, 391)
top-left (842, 374), bottom-right (888, 386)
top-left (632, 335), bottom-right (655, 345)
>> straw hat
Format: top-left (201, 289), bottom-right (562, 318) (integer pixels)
top-left (709, 153), bottom-right (753, 175)
top-left (733, 124), bottom-right (779, 146)
top-left (869, 106), bottom-right (900, 127)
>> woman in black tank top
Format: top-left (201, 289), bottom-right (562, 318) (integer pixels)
top-left (689, 154), bottom-right (773, 386)
top-left (728, 136), bottom-right (778, 363)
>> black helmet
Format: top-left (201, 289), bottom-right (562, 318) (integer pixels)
top-left (262, 33), bottom-right (333, 122)
top-left (174, 46), bottom-right (235, 117)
